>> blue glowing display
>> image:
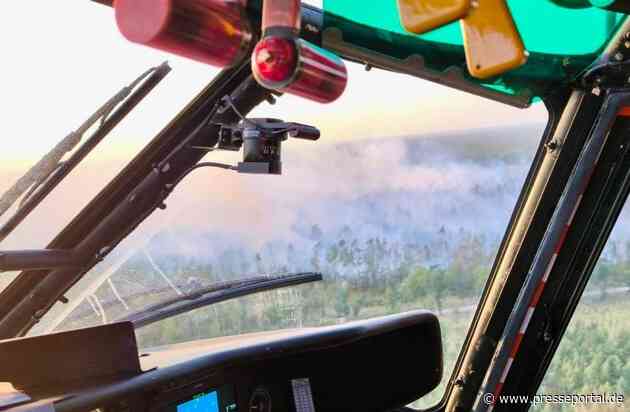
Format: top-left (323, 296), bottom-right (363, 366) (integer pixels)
top-left (177, 391), bottom-right (219, 412)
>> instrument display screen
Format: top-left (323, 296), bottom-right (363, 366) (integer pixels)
top-left (177, 390), bottom-right (219, 412)
top-left (166, 385), bottom-right (236, 412)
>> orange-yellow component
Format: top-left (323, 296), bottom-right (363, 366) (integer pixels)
top-left (397, 0), bottom-right (471, 34)
top-left (618, 107), bottom-right (630, 117)
top-left (460, 0), bottom-right (528, 79)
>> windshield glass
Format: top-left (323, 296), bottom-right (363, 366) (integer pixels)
top-left (1, 1), bottom-right (546, 408)
top-left (0, 1), bottom-right (214, 252)
top-left (28, 66), bottom-right (545, 409)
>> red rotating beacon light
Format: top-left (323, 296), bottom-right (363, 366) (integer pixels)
top-left (252, 0), bottom-right (348, 103)
top-left (114, 0), bottom-right (252, 68)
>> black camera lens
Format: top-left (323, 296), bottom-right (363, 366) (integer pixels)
top-left (242, 128), bottom-right (283, 174)
top-left (231, 118), bottom-right (319, 175)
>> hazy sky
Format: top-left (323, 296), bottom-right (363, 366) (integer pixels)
top-left (0, 1), bottom-right (546, 163)
top-left (0, 1), bottom-right (547, 250)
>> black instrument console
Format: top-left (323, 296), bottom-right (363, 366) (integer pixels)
top-left (0, 310), bottom-right (442, 412)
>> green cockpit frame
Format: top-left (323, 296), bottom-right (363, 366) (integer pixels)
top-left (320, 1), bottom-right (626, 106)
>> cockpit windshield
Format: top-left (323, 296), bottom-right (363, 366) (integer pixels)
top-left (20, 54), bottom-right (545, 408)
top-left (5, 1), bottom-right (630, 411)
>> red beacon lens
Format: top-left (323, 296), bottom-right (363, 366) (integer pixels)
top-left (252, 37), bottom-right (348, 104)
top-left (252, 36), bottom-right (297, 84)
top-left (114, 0), bottom-right (252, 68)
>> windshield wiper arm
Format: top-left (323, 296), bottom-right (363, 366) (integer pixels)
top-left (118, 272), bottom-right (323, 329)
top-left (0, 62), bottom-right (171, 244)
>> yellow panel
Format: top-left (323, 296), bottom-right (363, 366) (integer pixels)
top-left (460, 0), bottom-right (528, 79)
top-left (397, 0), bottom-right (471, 34)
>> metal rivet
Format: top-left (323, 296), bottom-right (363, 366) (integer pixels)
top-left (546, 141), bottom-right (559, 152)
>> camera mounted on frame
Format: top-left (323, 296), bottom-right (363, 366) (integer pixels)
top-left (217, 117), bottom-right (320, 175)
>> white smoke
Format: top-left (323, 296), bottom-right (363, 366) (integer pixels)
top-left (141, 125), bottom-right (545, 271)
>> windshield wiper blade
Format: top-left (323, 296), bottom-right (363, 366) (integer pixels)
top-left (0, 62), bottom-right (171, 244)
top-left (118, 272), bottom-right (323, 329)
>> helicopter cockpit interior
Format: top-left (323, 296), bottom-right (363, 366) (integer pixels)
top-left (0, 1), bottom-right (629, 412)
